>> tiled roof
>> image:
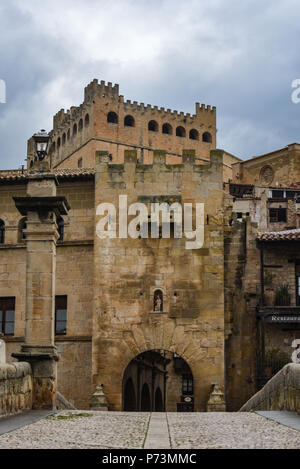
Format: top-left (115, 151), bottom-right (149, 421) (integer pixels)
top-left (0, 170), bottom-right (27, 182)
top-left (258, 229), bottom-right (300, 241)
top-left (0, 168), bottom-right (95, 183)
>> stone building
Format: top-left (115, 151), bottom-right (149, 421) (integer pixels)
top-left (225, 145), bottom-right (300, 408)
top-left (2, 79), bottom-right (298, 413)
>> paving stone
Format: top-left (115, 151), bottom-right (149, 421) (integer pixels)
top-left (0, 411), bottom-right (299, 449)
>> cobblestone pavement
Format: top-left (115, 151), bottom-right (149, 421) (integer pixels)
top-left (167, 413), bottom-right (300, 449)
top-left (0, 411), bottom-right (299, 449)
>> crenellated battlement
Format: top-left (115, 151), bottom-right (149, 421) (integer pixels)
top-left (82, 79), bottom-right (216, 121)
top-left (95, 149), bottom-right (223, 176)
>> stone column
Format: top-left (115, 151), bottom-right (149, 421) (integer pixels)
top-left (12, 172), bottom-right (70, 410)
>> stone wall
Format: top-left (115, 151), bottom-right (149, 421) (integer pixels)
top-left (240, 363), bottom-right (300, 412)
top-left (0, 362), bottom-right (32, 416)
top-left (225, 216), bottom-right (259, 411)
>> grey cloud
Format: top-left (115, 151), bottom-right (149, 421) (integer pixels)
top-left (1, 0), bottom-right (300, 169)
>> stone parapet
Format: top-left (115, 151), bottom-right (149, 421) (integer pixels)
top-left (0, 362), bottom-right (32, 416)
top-left (240, 363), bottom-right (300, 412)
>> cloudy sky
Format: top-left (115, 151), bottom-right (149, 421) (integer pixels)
top-left (0, 0), bottom-right (300, 169)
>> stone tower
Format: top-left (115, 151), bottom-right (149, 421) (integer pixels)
top-left (92, 148), bottom-right (226, 411)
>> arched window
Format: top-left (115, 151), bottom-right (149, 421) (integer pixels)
top-left (57, 216), bottom-right (64, 242)
top-left (79, 119), bottom-right (83, 131)
top-left (148, 120), bottom-right (158, 132)
top-left (154, 290), bottom-right (163, 312)
top-left (78, 157), bottom-right (83, 168)
top-left (176, 126), bottom-right (186, 138)
top-left (124, 115), bottom-right (135, 127)
top-left (107, 112), bottom-right (118, 124)
top-left (162, 123), bottom-right (172, 135)
top-left (73, 123), bottom-right (77, 136)
top-left (85, 114), bottom-right (89, 127)
top-left (189, 129), bottom-right (199, 140)
top-left (30, 160), bottom-right (34, 168)
top-left (62, 133), bottom-right (66, 146)
top-left (57, 137), bottom-right (61, 149)
top-left (18, 218), bottom-right (27, 243)
top-left (203, 132), bottom-right (212, 143)
top-left (67, 129), bottom-right (70, 141)
top-left (0, 220), bottom-right (5, 244)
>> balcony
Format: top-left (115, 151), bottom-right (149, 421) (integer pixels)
top-left (257, 306), bottom-right (300, 324)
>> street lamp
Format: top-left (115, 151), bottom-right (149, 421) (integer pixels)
top-left (33, 129), bottom-right (51, 161)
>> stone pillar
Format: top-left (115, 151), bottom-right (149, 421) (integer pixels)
top-left (12, 172), bottom-right (70, 410)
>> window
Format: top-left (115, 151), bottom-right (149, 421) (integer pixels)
top-left (56, 217), bottom-right (64, 242)
top-left (269, 208), bottom-right (287, 223)
top-left (79, 119), bottom-right (83, 131)
top-left (0, 219), bottom-right (5, 244)
top-left (62, 133), bottom-right (66, 146)
top-left (203, 132), bottom-right (212, 143)
top-left (78, 157), bottom-right (83, 168)
top-left (148, 120), bottom-right (158, 132)
top-left (107, 112), bottom-right (118, 124)
top-left (124, 115), bottom-right (135, 127)
top-left (85, 114), bottom-right (90, 127)
top-left (189, 129), bottom-right (199, 140)
top-left (57, 137), bottom-right (61, 149)
top-left (73, 123), bottom-right (77, 136)
top-left (176, 126), bottom-right (186, 138)
top-left (0, 298), bottom-right (15, 336)
top-left (272, 190), bottom-right (284, 199)
top-left (162, 123), bottom-right (172, 135)
top-left (55, 296), bottom-right (67, 336)
top-left (182, 374), bottom-right (193, 396)
top-left (18, 217), bottom-right (27, 243)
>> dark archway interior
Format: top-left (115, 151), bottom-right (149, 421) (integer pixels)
top-left (124, 378), bottom-right (136, 411)
top-left (155, 387), bottom-right (164, 412)
top-left (122, 350), bottom-right (194, 412)
top-left (141, 383), bottom-right (151, 411)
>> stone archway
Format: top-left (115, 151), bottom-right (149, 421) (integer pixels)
top-left (121, 349), bottom-right (194, 412)
top-left (92, 312), bottom-right (225, 412)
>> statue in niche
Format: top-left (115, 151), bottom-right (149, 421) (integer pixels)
top-left (154, 290), bottom-right (163, 312)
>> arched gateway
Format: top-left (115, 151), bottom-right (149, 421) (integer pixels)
top-left (122, 350), bottom-right (194, 412)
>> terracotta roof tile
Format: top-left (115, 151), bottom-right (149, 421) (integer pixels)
top-left (258, 229), bottom-right (300, 241)
top-left (0, 168), bottom-right (95, 183)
